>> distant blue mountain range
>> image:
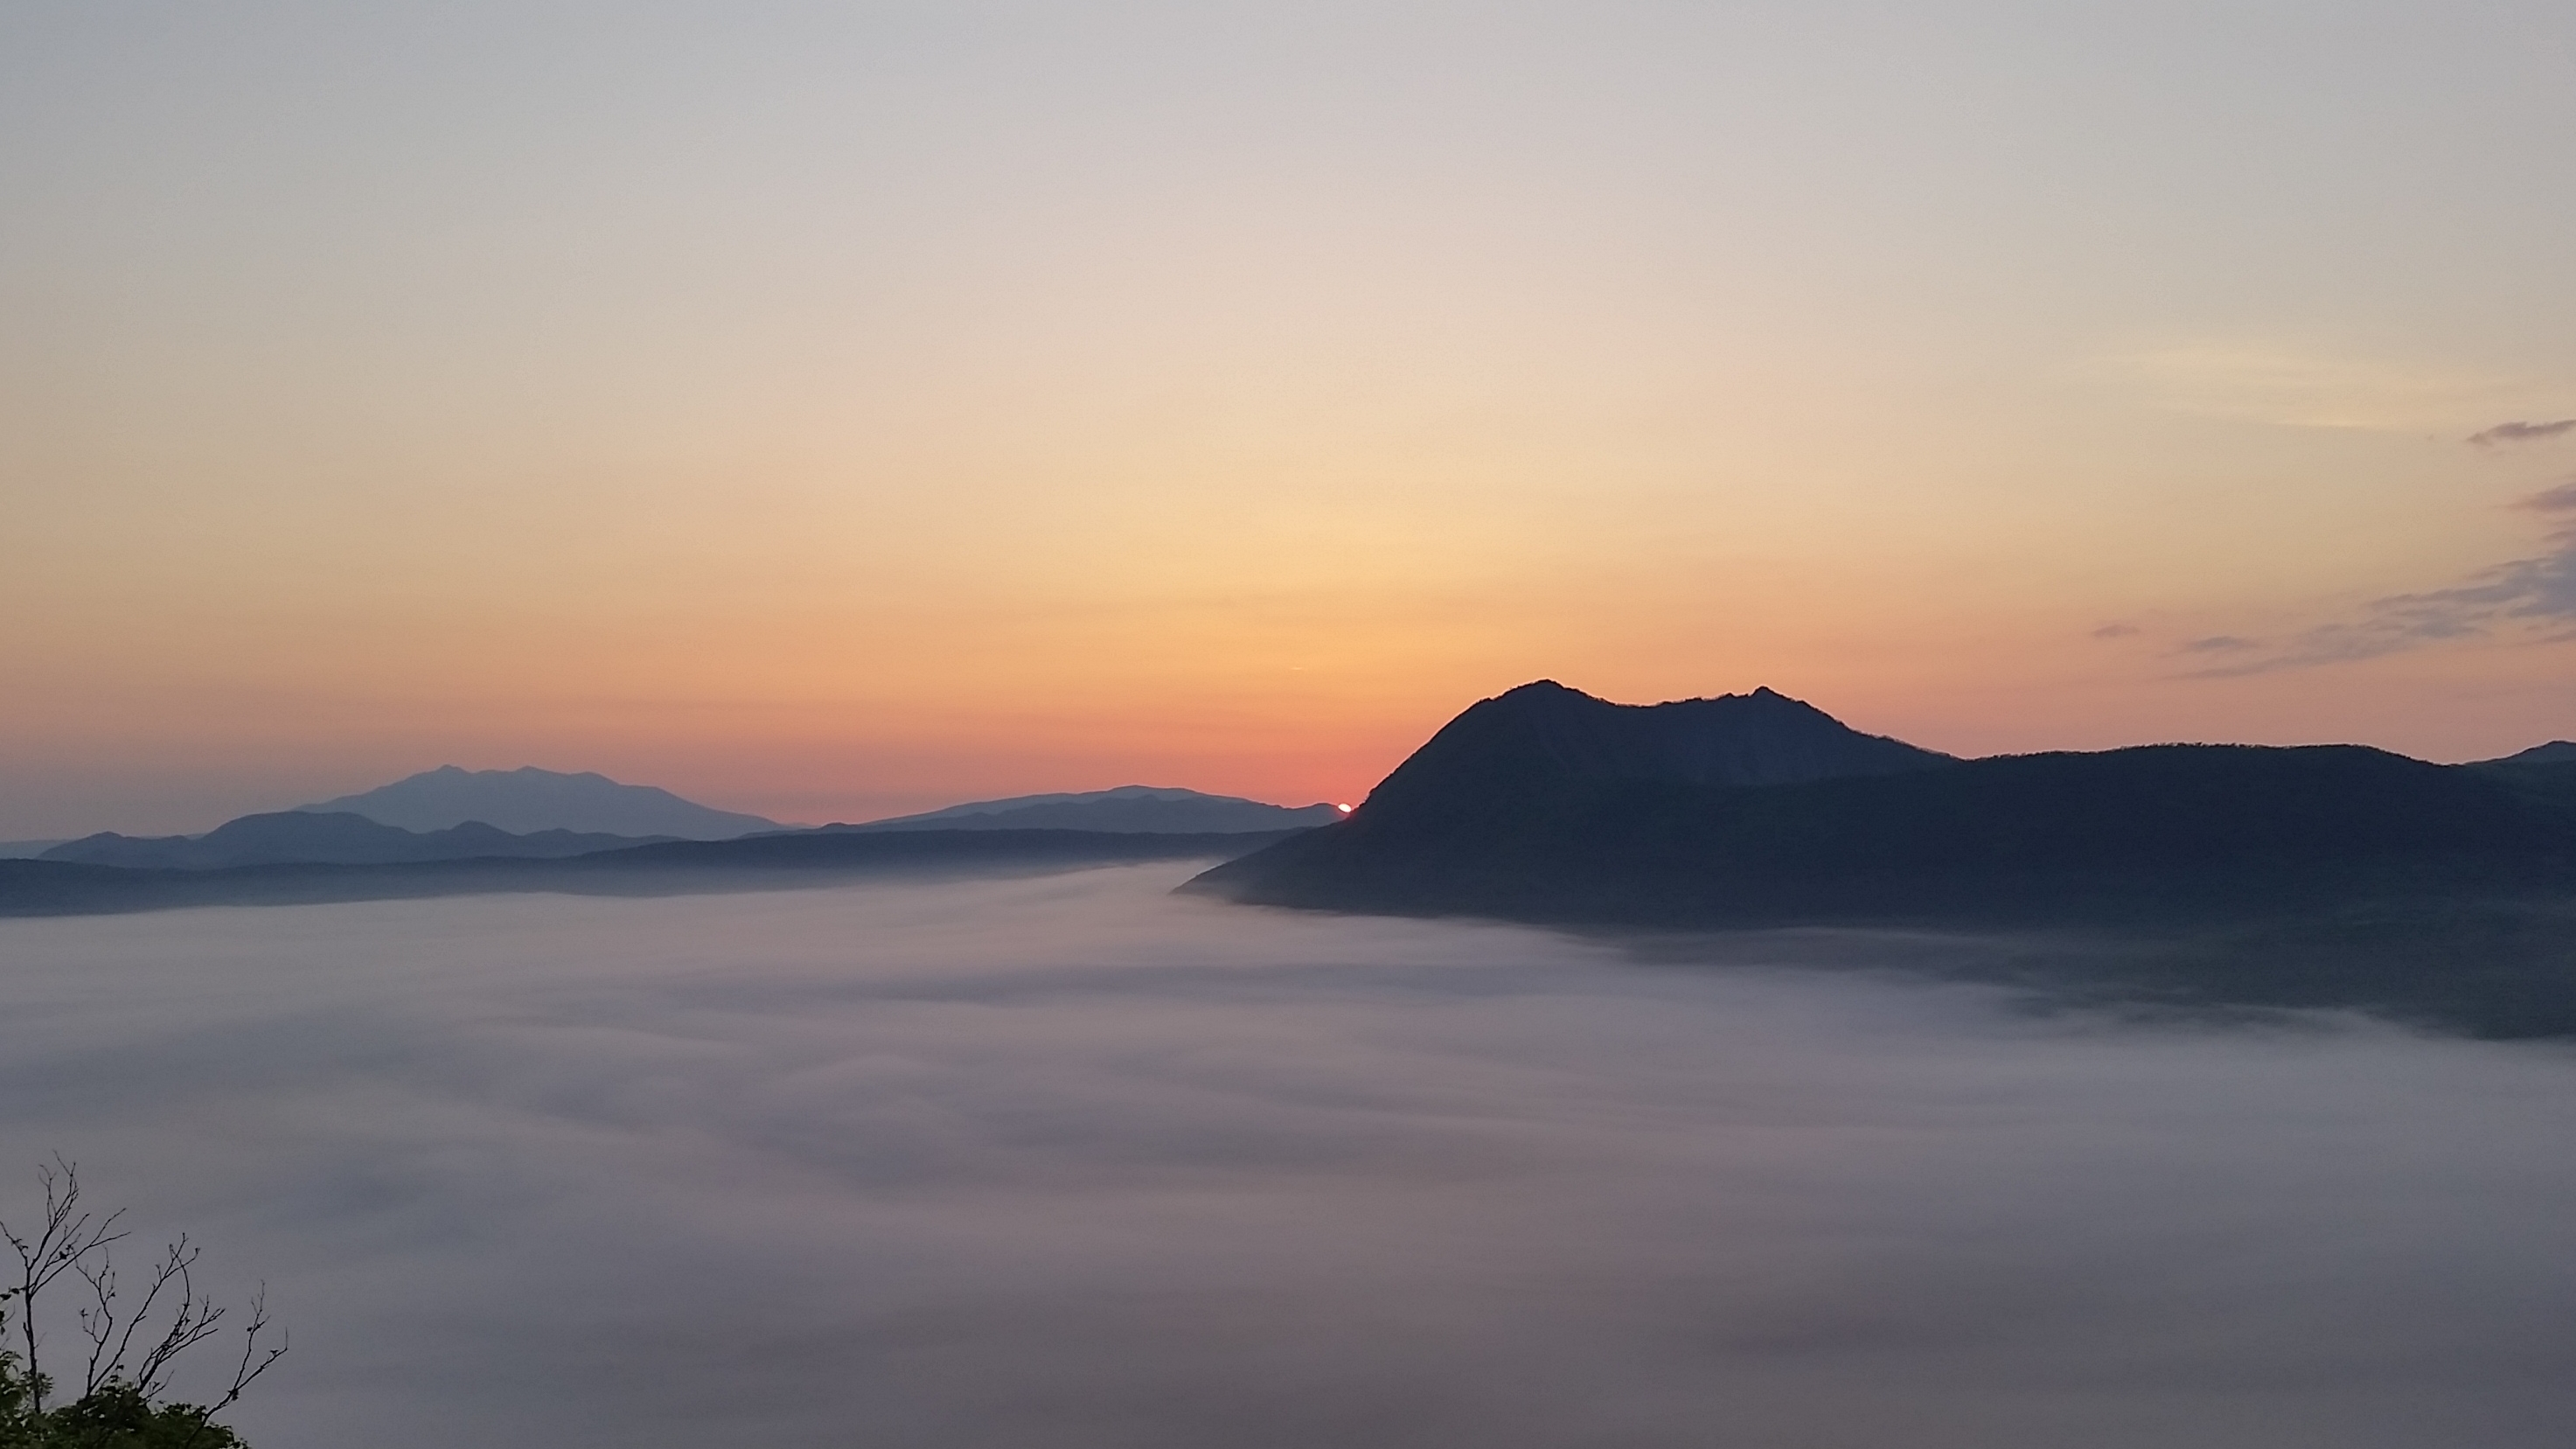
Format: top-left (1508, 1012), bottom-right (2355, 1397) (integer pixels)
top-left (13, 701), bottom-right (2576, 1042)
top-left (31, 776), bottom-right (1340, 870)
top-left (297, 765), bottom-right (783, 839)
top-left (43, 812), bottom-right (676, 870)
top-left (830, 785), bottom-right (1343, 834)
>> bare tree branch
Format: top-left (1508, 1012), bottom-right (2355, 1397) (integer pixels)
top-left (0, 1157), bottom-right (129, 1413)
top-left (176, 1288), bottom-right (285, 1449)
top-left (3, 1160), bottom-right (287, 1446)
top-left (133, 1250), bottom-right (228, 1402)
top-left (80, 1236), bottom-right (221, 1406)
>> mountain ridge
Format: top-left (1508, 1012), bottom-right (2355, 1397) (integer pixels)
top-left (297, 765), bottom-right (782, 839)
top-left (1, 828), bottom-right (1294, 918)
top-left (827, 785), bottom-right (1342, 834)
top-left (1186, 681), bottom-right (2576, 1035)
top-left (1346, 679), bottom-right (1952, 834)
top-left (1194, 682), bottom-right (2576, 921)
top-left (2479, 741), bottom-right (2576, 768)
top-left (44, 812), bottom-right (674, 870)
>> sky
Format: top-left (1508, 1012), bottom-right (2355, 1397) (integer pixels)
top-left (5, 868), bottom-right (2576, 1447)
top-left (5, 1), bottom-right (2575, 836)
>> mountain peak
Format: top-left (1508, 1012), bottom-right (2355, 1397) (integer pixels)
top-left (39, 810), bottom-right (672, 869)
top-left (296, 766), bottom-right (780, 839)
top-left (1491, 680), bottom-right (1811, 713)
top-left (2482, 741), bottom-right (2576, 767)
top-left (1354, 681), bottom-right (1951, 831)
top-left (835, 785), bottom-right (1340, 834)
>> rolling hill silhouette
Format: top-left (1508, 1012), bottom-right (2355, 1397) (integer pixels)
top-left (1, 829), bottom-right (1293, 919)
top-left (2478, 740), bottom-right (2576, 769)
top-left (1188, 681), bottom-right (2576, 1035)
top-left (42, 812), bottom-right (670, 870)
top-left (832, 785), bottom-right (1341, 834)
top-left (296, 765), bottom-right (782, 838)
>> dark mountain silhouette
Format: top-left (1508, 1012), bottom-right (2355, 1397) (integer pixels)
top-left (0, 829), bottom-right (1294, 919)
top-left (830, 785), bottom-right (1343, 834)
top-left (296, 766), bottom-right (780, 839)
top-left (42, 812), bottom-right (672, 870)
top-left (1187, 682), bottom-right (2576, 1036)
top-left (1355, 680), bottom-right (1949, 832)
top-left (2476, 741), bottom-right (2576, 768)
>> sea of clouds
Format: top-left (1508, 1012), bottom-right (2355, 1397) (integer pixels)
top-left (3, 865), bottom-right (2573, 1448)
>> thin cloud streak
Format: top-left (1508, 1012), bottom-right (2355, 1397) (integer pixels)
top-left (4, 872), bottom-right (2576, 1447)
top-left (2518, 479), bottom-right (2576, 513)
top-left (2187, 484), bottom-right (2576, 677)
top-left (2468, 419), bottom-right (2576, 447)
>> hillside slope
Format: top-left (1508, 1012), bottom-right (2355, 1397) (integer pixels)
top-left (298, 766), bottom-right (781, 838)
top-left (1187, 683), bottom-right (2576, 1035)
top-left (835, 785), bottom-right (1341, 834)
top-left (43, 812), bottom-right (666, 869)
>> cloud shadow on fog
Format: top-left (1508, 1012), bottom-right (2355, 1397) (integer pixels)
top-left (3, 867), bottom-right (2576, 1449)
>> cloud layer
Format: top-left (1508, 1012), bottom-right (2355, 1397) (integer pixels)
top-left (3, 871), bottom-right (2575, 1448)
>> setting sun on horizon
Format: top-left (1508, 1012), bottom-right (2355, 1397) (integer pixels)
top-left (10, 11), bottom-right (2576, 1449)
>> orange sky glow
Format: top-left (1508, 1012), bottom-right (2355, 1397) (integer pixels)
top-left (5, 3), bottom-right (2573, 836)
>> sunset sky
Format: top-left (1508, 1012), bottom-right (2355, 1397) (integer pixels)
top-left (6, 1), bottom-right (2573, 838)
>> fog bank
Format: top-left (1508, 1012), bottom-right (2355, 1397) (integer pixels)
top-left (2, 868), bottom-right (2572, 1447)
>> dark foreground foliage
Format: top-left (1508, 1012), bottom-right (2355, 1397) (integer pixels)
top-left (0, 1374), bottom-right (247, 1449)
top-left (2, 1163), bottom-right (280, 1449)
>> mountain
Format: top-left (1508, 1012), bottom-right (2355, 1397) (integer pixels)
top-left (832, 785), bottom-right (1343, 834)
top-left (1186, 682), bottom-right (2576, 1035)
top-left (42, 812), bottom-right (670, 869)
top-left (296, 766), bottom-right (781, 839)
top-left (0, 839), bottom-right (66, 860)
top-left (2478, 741), bottom-right (2576, 767)
top-left (1, 827), bottom-right (1295, 919)
top-left (1192, 681), bottom-right (2576, 924)
top-left (1351, 680), bottom-right (1950, 833)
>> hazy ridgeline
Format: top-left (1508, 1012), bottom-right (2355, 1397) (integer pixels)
top-left (3, 869), bottom-right (2573, 1448)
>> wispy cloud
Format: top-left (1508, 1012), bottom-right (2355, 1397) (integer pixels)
top-left (2091, 623), bottom-right (2141, 639)
top-left (2468, 419), bottom-right (2576, 448)
top-left (2180, 481), bottom-right (2576, 678)
top-left (2518, 479), bottom-right (2576, 513)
